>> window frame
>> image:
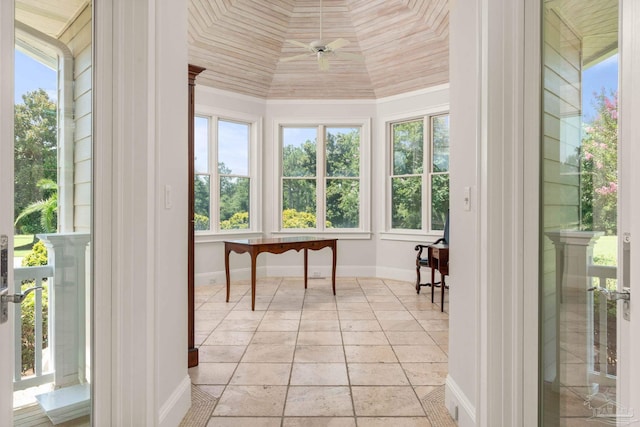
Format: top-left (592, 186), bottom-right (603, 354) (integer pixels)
top-left (274, 117), bottom-right (371, 237)
top-left (384, 108), bottom-right (450, 241)
top-left (194, 107), bottom-right (262, 237)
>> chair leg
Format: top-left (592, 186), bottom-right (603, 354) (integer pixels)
top-left (430, 267), bottom-right (436, 303)
top-left (416, 264), bottom-right (422, 294)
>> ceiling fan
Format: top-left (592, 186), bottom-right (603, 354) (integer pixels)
top-left (281, 0), bottom-right (363, 71)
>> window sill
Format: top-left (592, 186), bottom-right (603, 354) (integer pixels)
top-left (195, 231), bottom-right (264, 244)
top-left (271, 230), bottom-right (372, 240)
top-left (379, 231), bottom-right (445, 244)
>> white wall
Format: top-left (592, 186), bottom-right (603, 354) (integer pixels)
top-left (94, 0), bottom-right (191, 425)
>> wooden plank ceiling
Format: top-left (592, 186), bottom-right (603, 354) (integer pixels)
top-left (188, 0), bottom-right (450, 99)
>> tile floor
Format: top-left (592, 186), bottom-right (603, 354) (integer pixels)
top-left (189, 276), bottom-right (451, 426)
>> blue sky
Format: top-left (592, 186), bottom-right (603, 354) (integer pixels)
top-left (15, 50), bottom-right (57, 104)
top-left (582, 54), bottom-right (618, 122)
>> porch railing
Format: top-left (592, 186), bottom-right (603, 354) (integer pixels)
top-left (13, 265), bottom-right (55, 391)
top-left (587, 264), bottom-right (617, 379)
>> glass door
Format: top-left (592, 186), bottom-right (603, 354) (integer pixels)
top-left (538, 0), bottom-right (632, 425)
top-left (6, 1), bottom-right (93, 425)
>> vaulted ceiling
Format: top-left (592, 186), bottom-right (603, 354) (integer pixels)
top-left (187, 0), bottom-right (450, 99)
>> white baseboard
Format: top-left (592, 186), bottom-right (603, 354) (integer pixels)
top-left (158, 375), bottom-right (191, 427)
top-left (445, 374), bottom-right (476, 426)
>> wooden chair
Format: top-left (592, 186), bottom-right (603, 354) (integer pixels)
top-left (414, 211), bottom-right (450, 307)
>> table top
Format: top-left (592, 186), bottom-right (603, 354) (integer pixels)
top-left (224, 236), bottom-right (337, 246)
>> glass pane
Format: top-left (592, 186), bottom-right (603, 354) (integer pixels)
top-left (282, 127), bottom-right (316, 177)
top-left (219, 176), bottom-right (249, 229)
top-left (13, 0), bottom-right (94, 417)
top-left (326, 127), bottom-right (360, 177)
top-left (218, 119), bottom-right (249, 175)
top-left (431, 174), bottom-right (449, 231)
top-left (194, 175), bottom-right (210, 231)
top-left (392, 120), bottom-right (423, 175)
top-left (432, 115), bottom-right (450, 173)
top-left (391, 176), bottom-right (421, 229)
top-left (282, 179), bottom-right (316, 228)
top-left (540, 1), bottom-right (619, 425)
top-left (326, 179), bottom-right (359, 228)
top-left (194, 116), bottom-right (209, 173)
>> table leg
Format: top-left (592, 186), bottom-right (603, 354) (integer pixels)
top-left (250, 252), bottom-right (257, 311)
top-left (331, 241), bottom-right (337, 295)
top-left (304, 248), bottom-right (308, 289)
top-left (441, 274), bottom-right (446, 312)
top-left (225, 246), bottom-right (231, 303)
top-left (430, 265), bottom-right (436, 304)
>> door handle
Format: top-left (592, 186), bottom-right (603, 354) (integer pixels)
top-left (1, 286), bottom-right (43, 324)
top-left (587, 286), bottom-right (630, 301)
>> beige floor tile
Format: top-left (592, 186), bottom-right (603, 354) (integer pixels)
top-left (338, 310), bottom-right (376, 320)
top-left (370, 302), bottom-right (406, 311)
top-left (386, 331), bottom-right (436, 346)
top-left (303, 301), bottom-right (338, 311)
top-left (230, 363), bottom-right (292, 385)
top-left (347, 363), bottom-right (410, 386)
top-left (224, 309), bottom-right (267, 320)
top-left (342, 331), bottom-right (389, 346)
top-left (411, 310), bottom-right (449, 320)
top-left (356, 417), bottom-right (432, 427)
top-left (340, 319), bottom-right (382, 332)
top-left (282, 417), bottom-right (357, 427)
top-left (378, 319), bottom-right (424, 331)
top-left (294, 345), bottom-right (346, 363)
top-left (299, 319), bottom-right (341, 331)
top-left (337, 302), bottom-right (372, 312)
top-left (297, 331), bottom-right (343, 345)
top-left (188, 362), bottom-right (237, 385)
top-left (204, 331), bottom-right (254, 346)
top-left (194, 319), bottom-right (222, 332)
top-left (418, 319), bottom-right (449, 331)
top-left (402, 363), bottom-right (448, 385)
top-left (251, 331), bottom-right (298, 345)
top-left (208, 418), bottom-right (282, 427)
top-left (262, 310), bottom-right (301, 320)
top-left (284, 386), bottom-right (353, 416)
top-left (198, 345), bottom-right (246, 363)
top-left (374, 310), bottom-right (415, 320)
top-left (427, 331), bottom-right (449, 346)
top-left (195, 310), bottom-right (228, 322)
top-left (215, 318), bottom-right (261, 331)
top-left (213, 385), bottom-right (288, 416)
top-left (302, 310), bottom-right (339, 320)
top-left (351, 386), bottom-right (425, 416)
top-left (290, 363), bottom-right (349, 385)
top-left (393, 345), bottom-right (448, 363)
top-left (344, 345), bottom-right (398, 363)
top-left (195, 384), bottom-right (225, 400)
top-left (241, 344), bottom-right (296, 363)
top-left (258, 318), bottom-right (301, 331)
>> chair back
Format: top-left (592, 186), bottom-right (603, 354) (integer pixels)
top-left (442, 209), bottom-right (450, 244)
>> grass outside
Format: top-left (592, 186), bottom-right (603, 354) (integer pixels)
top-left (593, 235), bottom-right (617, 266)
top-left (14, 234), bottom-right (35, 259)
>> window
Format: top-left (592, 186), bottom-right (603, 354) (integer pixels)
top-left (390, 113), bottom-right (449, 232)
top-left (280, 123), bottom-right (365, 231)
top-left (194, 114), bottom-right (259, 233)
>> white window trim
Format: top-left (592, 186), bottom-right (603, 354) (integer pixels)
top-left (381, 106), bottom-right (450, 240)
top-left (272, 117), bottom-right (371, 236)
top-left (194, 105), bottom-right (262, 236)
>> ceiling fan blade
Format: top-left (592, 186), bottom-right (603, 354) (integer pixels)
top-left (334, 51), bottom-right (364, 61)
top-left (318, 55), bottom-right (330, 71)
top-left (325, 38), bottom-right (350, 51)
top-left (280, 53), bottom-right (313, 63)
top-left (285, 39), bottom-right (312, 50)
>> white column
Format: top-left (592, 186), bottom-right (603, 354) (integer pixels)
top-left (38, 233), bottom-right (91, 388)
top-left (545, 230), bottom-right (602, 392)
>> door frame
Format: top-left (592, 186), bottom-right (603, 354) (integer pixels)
top-left (0, 0), bottom-right (16, 421)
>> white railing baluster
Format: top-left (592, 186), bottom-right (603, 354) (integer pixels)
top-left (13, 265), bottom-right (55, 391)
top-left (587, 264), bottom-right (617, 381)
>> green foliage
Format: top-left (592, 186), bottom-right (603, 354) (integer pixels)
top-left (194, 213), bottom-right (210, 231)
top-left (282, 209), bottom-right (317, 228)
top-left (220, 176), bottom-right (249, 223)
top-left (580, 90), bottom-right (618, 235)
top-left (21, 240), bottom-right (48, 267)
top-left (14, 89), bottom-right (57, 230)
top-left (391, 176), bottom-right (422, 229)
top-left (15, 179), bottom-right (58, 233)
top-left (325, 129), bottom-right (360, 228)
top-left (194, 175), bottom-right (210, 218)
top-left (220, 211), bottom-right (249, 230)
top-left (19, 240), bottom-right (49, 374)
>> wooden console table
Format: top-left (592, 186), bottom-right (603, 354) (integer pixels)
top-left (428, 243), bottom-right (449, 312)
top-left (224, 237), bottom-right (337, 310)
